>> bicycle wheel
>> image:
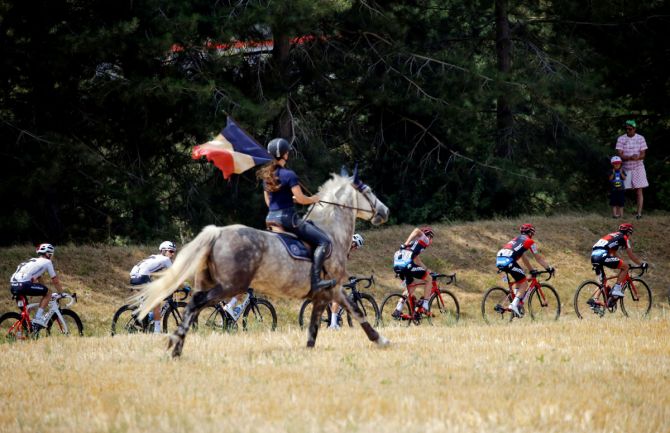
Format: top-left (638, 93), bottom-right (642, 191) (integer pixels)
top-left (193, 305), bottom-right (226, 333)
top-left (242, 299), bottom-right (277, 332)
top-left (620, 278), bottom-right (652, 318)
top-left (47, 310), bottom-right (84, 337)
top-left (428, 290), bottom-right (460, 325)
top-left (481, 287), bottom-right (514, 324)
top-left (528, 284), bottom-right (561, 321)
top-left (0, 312), bottom-right (30, 342)
top-left (380, 293), bottom-right (412, 327)
top-left (298, 299), bottom-right (332, 330)
top-left (574, 280), bottom-right (610, 320)
top-left (353, 293), bottom-right (380, 326)
top-left (162, 301), bottom-right (187, 333)
top-left (111, 304), bottom-right (148, 335)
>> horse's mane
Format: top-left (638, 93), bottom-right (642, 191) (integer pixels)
top-left (310, 174), bottom-right (352, 222)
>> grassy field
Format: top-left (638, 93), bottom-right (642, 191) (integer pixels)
top-left (1, 214), bottom-right (669, 432)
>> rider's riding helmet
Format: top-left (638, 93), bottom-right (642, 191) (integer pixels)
top-left (159, 241), bottom-right (177, 253)
top-left (519, 223), bottom-right (536, 237)
top-left (267, 138), bottom-right (291, 159)
top-left (420, 226), bottom-right (435, 238)
top-left (36, 243), bottom-right (55, 256)
top-left (618, 223), bottom-right (634, 235)
top-left (352, 233), bottom-right (364, 249)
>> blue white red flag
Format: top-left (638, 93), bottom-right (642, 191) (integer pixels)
top-left (192, 117), bottom-right (271, 179)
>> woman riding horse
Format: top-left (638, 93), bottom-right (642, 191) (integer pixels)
top-left (257, 138), bottom-right (335, 294)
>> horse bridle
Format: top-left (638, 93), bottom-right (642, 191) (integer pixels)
top-left (318, 182), bottom-right (379, 222)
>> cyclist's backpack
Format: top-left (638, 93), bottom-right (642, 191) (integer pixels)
top-left (393, 248), bottom-right (412, 274)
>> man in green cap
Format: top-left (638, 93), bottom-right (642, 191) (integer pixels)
top-left (616, 119), bottom-right (648, 219)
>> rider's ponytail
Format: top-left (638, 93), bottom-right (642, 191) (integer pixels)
top-left (257, 160), bottom-right (282, 192)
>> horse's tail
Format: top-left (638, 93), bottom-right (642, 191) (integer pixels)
top-left (133, 225), bottom-right (221, 319)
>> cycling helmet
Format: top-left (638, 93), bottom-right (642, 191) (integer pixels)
top-left (159, 241), bottom-right (176, 252)
top-left (352, 233), bottom-right (364, 248)
top-left (519, 223), bottom-right (536, 237)
top-left (267, 138), bottom-right (291, 159)
top-left (618, 223), bottom-right (634, 235)
top-left (610, 156), bottom-right (622, 165)
top-left (36, 243), bottom-right (55, 256)
top-left (420, 226), bottom-right (434, 238)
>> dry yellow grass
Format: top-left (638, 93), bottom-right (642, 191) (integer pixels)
top-left (1, 317), bottom-right (669, 433)
top-left (1, 214), bottom-right (669, 432)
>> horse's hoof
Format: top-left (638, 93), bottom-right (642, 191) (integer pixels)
top-left (375, 335), bottom-right (390, 348)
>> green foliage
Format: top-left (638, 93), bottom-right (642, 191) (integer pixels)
top-left (0, 0), bottom-right (668, 245)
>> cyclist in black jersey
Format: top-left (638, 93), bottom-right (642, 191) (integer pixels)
top-left (591, 223), bottom-right (647, 299)
top-left (391, 226), bottom-right (434, 317)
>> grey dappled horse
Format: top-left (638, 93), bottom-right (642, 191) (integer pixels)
top-left (135, 173), bottom-right (390, 357)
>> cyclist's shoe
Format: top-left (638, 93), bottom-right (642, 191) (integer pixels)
top-left (509, 303), bottom-right (524, 318)
top-left (586, 298), bottom-right (599, 310)
top-left (328, 324), bottom-right (341, 330)
top-left (391, 310), bottom-right (403, 320)
top-left (610, 286), bottom-right (624, 298)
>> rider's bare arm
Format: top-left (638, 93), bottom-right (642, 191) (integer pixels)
top-left (52, 275), bottom-right (63, 293)
top-left (263, 190), bottom-right (270, 207)
top-left (625, 247), bottom-right (643, 265)
top-left (521, 254), bottom-right (533, 272)
top-left (531, 252), bottom-right (550, 270)
top-left (291, 185), bottom-right (319, 205)
top-left (403, 228), bottom-right (423, 246)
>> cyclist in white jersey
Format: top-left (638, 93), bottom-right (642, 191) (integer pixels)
top-left (328, 233), bottom-right (365, 329)
top-left (10, 243), bottom-right (64, 329)
top-left (129, 241), bottom-right (176, 333)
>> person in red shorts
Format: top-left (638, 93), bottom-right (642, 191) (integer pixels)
top-left (496, 224), bottom-right (554, 317)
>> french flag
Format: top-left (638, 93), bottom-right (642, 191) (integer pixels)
top-left (192, 117), bottom-right (272, 179)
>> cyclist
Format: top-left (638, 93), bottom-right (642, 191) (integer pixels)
top-left (329, 233), bottom-right (365, 329)
top-left (9, 243), bottom-right (64, 330)
top-left (496, 224), bottom-right (554, 317)
top-left (391, 226), bottom-right (435, 318)
top-left (591, 223), bottom-right (647, 303)
top-left (257, 138), bottom-right (335, 294)
top-left (129, 241), bottom-right (177, 333)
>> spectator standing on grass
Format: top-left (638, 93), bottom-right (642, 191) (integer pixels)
top-left (608, 156), bottom-right (626, 218)
top-left (616, 120), bottom-right (648, 219)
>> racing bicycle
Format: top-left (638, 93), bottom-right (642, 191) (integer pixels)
top-left (481, 269), bottom-right (560, 324)
top-left (0, 292), bottom-right (83, 341)
top-left (380, 272), bottom-right (460, 326)
top-left (573, 264), bottom-right (651, 320)
top-left (203, 288), bottom-right (277, 332)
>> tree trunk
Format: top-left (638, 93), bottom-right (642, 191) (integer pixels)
top-left (495, 0), bottom-right (513, 158)
top-left (272, 30), bottom-right (292, 139)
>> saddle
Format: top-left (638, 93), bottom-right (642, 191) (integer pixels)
top-left (267, 226), bottom-right (332, 262)
top-left (269, 228), bottom-right (312, 262)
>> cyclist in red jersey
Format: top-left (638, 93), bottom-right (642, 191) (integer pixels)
top-left (391, 226), bottom-right (435, 317)
top-left (591, 223), bottom-right (647, 299)
top-left (496, 224), bottom-right (554, 317)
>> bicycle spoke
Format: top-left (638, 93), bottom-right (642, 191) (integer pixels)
top-left (380, 293), bottom-right (413, 327)
top-left (242, 299), bottom-right (277, 332)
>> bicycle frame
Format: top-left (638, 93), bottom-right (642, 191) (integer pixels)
top-left (499, 270), bottom-right (552, 312)
top-left (588, 266), bottom-right (643, 308)
top-left (27, 294), bottom-right (77, 334)
top-left (403, 273), bottom-right (456, 319)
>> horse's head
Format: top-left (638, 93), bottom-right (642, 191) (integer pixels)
top-left (343, 165), bottom-right (389, 226)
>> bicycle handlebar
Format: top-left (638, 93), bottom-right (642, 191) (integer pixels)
top-left (343, 275), bottom-right (375, 289)
top-left (430, 272), bottom-right (457, 284)
top-left (53, 292), bottom-right (77, 308)
top-left (529, 269), bottom-right (554, 281)
top-left (628, 264), bottom-right (648, 277)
